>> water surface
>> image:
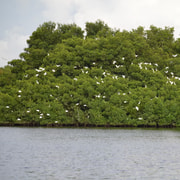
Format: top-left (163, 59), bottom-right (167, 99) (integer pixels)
top-left (0, 127), bottom-right (180, 179)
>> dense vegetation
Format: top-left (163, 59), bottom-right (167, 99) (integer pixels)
top-left (1, 20), bottom-right (180, 127)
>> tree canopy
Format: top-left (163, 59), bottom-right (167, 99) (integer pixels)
top-left (1, 20), bottom-right (180, 127)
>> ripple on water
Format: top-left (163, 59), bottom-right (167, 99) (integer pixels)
top-left (0, 127), bottom-right (180, 180)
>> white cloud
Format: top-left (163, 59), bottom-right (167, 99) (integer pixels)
top-left (0, 27), bottom-right (28, 67)
top-left (40, 0), bottom-right (180, 37)
top-left (0, 40), bottom-right (8, 66)
top-left (41, 0), bottom-right (77, 23)
top-left (1, 0), bottom-right (180, 67)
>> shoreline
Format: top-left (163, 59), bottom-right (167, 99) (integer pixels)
top-left (0, 122), bottom-right (177, 128)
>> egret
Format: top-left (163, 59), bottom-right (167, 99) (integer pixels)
top-left (135, 106), bottom-right (139, 111)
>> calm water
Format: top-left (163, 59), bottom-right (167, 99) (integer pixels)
top-left (1, 127), bottom-right (180, 179)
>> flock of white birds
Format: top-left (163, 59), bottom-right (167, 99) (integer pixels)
top-left (7, 54), bottom-right (180, 122)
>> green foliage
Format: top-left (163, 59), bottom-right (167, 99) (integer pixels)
top-left (1, 20), bottom-right (180, 127)
top-left (85, 20), bottom-right (112, 38)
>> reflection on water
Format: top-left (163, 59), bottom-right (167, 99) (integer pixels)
top-left (0, 127), bottom-right (180, 179)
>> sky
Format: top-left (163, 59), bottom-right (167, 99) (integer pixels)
top-left (1, 0), bottom-right (180, 67)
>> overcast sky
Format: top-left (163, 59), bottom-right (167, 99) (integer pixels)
top-left (1, 0), bottom-right (180, 67)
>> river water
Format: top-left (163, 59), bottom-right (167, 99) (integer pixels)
top-left (0, 127), bottom-right (180, 179)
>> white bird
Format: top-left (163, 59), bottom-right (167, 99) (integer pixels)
top-left (135, 106), bottom-right (139, 111)
top-left (39, 67), bottom-right (45, 71)
top-left (169, 81), bottom-right (174, 85)
top-left (95, 94), bottom-right (101, 98)
top-left (36, 69), bottom-right (41, 72)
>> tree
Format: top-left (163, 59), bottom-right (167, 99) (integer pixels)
top-left (85, 20), bottom-right (112, 38)
top-left (146, 25), bottom-right (175, 55)
top-left (20, 22), bottom-right (84, 69)
top-left (2, 20), bottom-right (180, 127)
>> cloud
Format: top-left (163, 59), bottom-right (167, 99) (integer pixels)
top-left (1, 0), bottom-right (180, 67)
top-left (40, 0), bottom-right (180, 37)
top-left (40, 0), bottom-right (77, 23)
top-left (0, 27), bottom-right (28, 67)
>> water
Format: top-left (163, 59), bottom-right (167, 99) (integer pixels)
top-left (1, 127), bottom-right (180, 180)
